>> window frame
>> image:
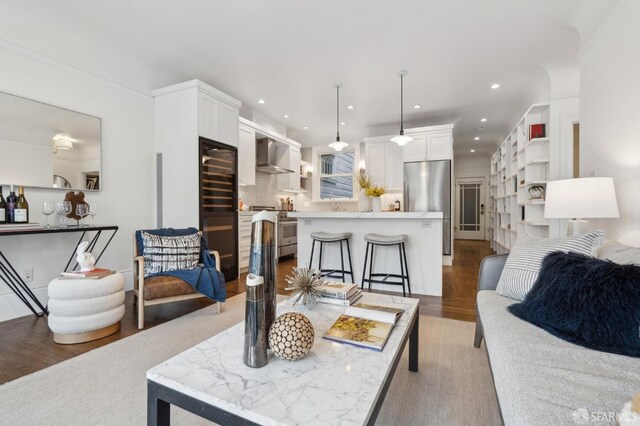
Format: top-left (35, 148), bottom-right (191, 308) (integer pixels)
top-left (312, 146), bottom-right (359, 202)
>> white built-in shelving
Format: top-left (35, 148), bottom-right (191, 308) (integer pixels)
top-left (489, 103), bottom-right (558, 254)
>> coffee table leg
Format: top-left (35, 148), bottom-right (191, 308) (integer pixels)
top-left (409, 307), bottom-right (419, 372)
top-left (148, 382), bottom-right (170, 426)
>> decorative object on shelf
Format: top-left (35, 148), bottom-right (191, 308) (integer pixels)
top-left (328, 84), bottom-right (348, 152)
top-left (390, 70), bottom-right (413, 146)
top-left (356, 170), bottom-right (373, 212)
top-left (76, 241), bottom-right (96, 272)
top-left (41, 201), bottom-right (55, 228)
top-left (284, 267), bottom-right (327, 309)
top-left (63, 191), bottom-right (86, 220)
top-left (268, 312), bottom-right (315, 361)
top-left (544, 177), bottom-right (619, 236)
top-left (56, 200), bottom-right (72, 228)
top-left (365, 185), bottom-right (386, 212)
top-left (88, 203), bottom-right (97, 225)
top-left (529, 123), bottom-right (546, 140)
top-left (528, 185), bottom-right (546, 200)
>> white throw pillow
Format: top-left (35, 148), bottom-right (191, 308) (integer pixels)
top-left (598, 240), bottom-right (640, 265)
top-left (496, 231), bottom-right (604, 301)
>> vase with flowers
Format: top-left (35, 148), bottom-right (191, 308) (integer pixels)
top-left (365, 185), bottom-right (386, 212)
top-left (356, 170), bottom-right (373, 212)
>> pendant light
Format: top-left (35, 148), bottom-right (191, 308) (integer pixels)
top-left (390, 70), bottom-right (413, 146)
top-left (329, 84), bottom-right (348, 151)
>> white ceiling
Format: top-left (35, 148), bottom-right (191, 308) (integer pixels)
top-left (0, 0), bottom-right (619, 156)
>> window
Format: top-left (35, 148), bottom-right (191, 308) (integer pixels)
top-left (319, 151), bottom-right (355, 199)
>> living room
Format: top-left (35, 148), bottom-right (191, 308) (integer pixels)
top-left (0, 1), bottom-right (639, 425)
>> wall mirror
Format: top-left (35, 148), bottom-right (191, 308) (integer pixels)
top-left (0, 91), bottom-right (102, 191)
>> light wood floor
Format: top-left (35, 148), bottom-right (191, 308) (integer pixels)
top-left (0, 239), bottom-right (492, 384)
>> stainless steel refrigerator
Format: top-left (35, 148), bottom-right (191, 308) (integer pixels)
top-left (403, 160), bottom-right (452, 255)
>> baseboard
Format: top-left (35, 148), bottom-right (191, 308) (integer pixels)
top-left (0, 269), bottom-right (133, 323)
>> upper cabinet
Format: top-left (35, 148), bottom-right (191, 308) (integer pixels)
top-left (277, 144), bottom-right (301, 192)
top-left (198, 90), bottom-right (239, 147)
top-left (426, 131), bottom-right (452, 160)
top-left (402, 134), bottom-right (428, 163)
top-left (365, 141), bottom-right (403, 191)
top-left (238, 120), bottom-right (256, 186)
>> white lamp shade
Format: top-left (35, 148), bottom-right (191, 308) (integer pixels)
top-left (328, 140), bottom-right (348, 151)
top-left (390, 134), bottom-right (413, 146)
top-left (544, 177), bottom-right (619, 219)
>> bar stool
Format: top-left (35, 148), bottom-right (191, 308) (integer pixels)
top-left (308, 232), bottom-right (354, 283)
top-left (361, 233), bottom-right (411, 297)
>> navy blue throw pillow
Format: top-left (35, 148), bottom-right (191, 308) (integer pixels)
top-left (508, 251), bottom-right (640, 357)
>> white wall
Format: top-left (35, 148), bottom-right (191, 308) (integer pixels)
top-left (0, 43), bottom-right (155, 321)
top-left (454, 154), bottom-right (491, 240)
top-left (579, 0), bottom-right (640, 245)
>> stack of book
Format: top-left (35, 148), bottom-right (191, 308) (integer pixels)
top-left (60, 268), bottom-right (115, 280)
top-left (316, 282), bottom-right (362, 306)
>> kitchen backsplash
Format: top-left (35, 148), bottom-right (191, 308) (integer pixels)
top-left (239, 172), bottom-right (291, 210)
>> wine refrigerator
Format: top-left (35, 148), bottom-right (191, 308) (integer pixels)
top-left (199, 137), bottom-right (238, 281)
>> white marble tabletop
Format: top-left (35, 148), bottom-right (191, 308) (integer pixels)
top-left (147, 292), bottom-right (419, 425)
top-left (288, 211), bottom-right (443, 219)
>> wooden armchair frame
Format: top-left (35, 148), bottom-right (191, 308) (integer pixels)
top-left (133, 234), bottom-right (223, 329)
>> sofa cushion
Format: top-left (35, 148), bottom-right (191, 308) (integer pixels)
top-left (508, 251), bottom-right (640, 357)
top-left (142, 275), bottom-right (198, 301)
top-left (496, 231), bottom-right (603, 300)
top-left (140, 231), bottom-right (201, 278)
top-left (598, 240), bottom-right (640, 265)
top-left (478, 290), bottom-right (640, 425)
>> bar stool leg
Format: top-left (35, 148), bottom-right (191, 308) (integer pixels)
top-left (402, 242), bottom-right (411, 295)
top-left (361, 242), bottom-right (369, 289)
top-left (345, 239), bottom-right (354, 284)
top-left (318, 242), bottom-right (324, 276)
top-left (368, 244), bottom-right (375, 292)
top-left (309, 239), bottom-right (316, 269)
top-left (398, 243), bottom-right (406, 297)
top-left (339, 240), bottom-right (346, 282)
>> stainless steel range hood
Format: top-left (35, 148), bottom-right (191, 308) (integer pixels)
top-left (255, 138), bottom-right (294, 174)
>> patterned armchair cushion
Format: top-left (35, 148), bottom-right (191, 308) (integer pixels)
top-left (140, 231), bottom-right (201, 278)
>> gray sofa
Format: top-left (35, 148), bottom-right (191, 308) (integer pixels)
top-left (474, 253), bottom-right (640, 426)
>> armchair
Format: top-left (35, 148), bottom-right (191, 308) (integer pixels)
top-left (133, 233), bottom-right (223, 329)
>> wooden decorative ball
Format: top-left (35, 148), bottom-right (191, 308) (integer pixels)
top-left (268, 312), bottom-right (314, 361)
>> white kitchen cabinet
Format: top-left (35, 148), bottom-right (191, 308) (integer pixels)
top-left (198, 91), bottom-right (239, 147)
top-left (277, 145), bottom-right (301, 192)
top-left (427, 132), bottom-right (452, 160)
top-left (238, 213), bottom-right (253, 273)
top-left (365, 141), bottom-right (403, 191)
top-left (402, 134), bottom-right (428, 162)
top-left (238, 121), bottom-right (256, 186)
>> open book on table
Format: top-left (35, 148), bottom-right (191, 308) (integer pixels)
top-left (323, 303), bottom-right (404, 351)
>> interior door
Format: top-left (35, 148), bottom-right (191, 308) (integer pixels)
top-left (454, 178), bottom-right (485, 240)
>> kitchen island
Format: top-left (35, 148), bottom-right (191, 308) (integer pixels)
top-left (289, 211), bottom-right (443, 296)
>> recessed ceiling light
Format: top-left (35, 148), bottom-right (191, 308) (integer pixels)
top-left (347, 105), bottom-right (355, 110)
top-left (470, 149), bottom-right (476, 153)
top-left (414, 105), bottom-right (421, 109)
top-left (491, 83), bottom-right (500, 89)
top-left (480, 118), bottom-right (488, 122)
top-left (258, 99), bottom-right (265, 104)
top-left (283, 114), bottom-right (290, 118)
top-left (477, 127), bottom-right (485, 132)
top-left (340, 122), bottom-right (346, 126)
top-left (474, 137), bottom-right (480, 141)
top-left (303, 126), bottom-right (309, 130)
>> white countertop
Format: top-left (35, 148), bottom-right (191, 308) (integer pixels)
top-left (289, 211), bottom-right (443, 219)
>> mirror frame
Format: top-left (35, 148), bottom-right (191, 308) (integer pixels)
top-left (0, 91), bottom-right (103, 192)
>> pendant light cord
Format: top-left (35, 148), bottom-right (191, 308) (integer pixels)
top-left (336, 85), bottom-right (340, 141)
top-left (400, 74), bottom-right (404, 135)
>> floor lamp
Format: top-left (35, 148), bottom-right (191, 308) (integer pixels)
top-left (544, 177), bottom-right (619, 236)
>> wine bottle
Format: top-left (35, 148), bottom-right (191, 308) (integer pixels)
top-left (14, 186), bottom-right (29, 224)
top-left (6, 185), bottom-right (17, 224)
top-left (0, 188), bottom-right (6, 224)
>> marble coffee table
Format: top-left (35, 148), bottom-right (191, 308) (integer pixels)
top-left (147, 292), bottom-right (420, 425)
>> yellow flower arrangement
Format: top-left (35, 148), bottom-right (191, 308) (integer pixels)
top-left (365, 185), bottom-right (386, 197)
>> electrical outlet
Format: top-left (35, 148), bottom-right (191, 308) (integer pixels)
top-left (421, 221), bottom-right (432, 228)
top-left (23, 268), bottom-right (33, 282)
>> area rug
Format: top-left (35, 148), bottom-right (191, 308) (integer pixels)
top-left (0, 295), bottom-right (500, 425)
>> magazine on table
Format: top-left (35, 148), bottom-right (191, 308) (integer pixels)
top-left (316, 282), bottom-right (359, 300)
top-left (318, 290), bottom-right (363, 306)
top-left (323, 303), bottom-right (404, 351)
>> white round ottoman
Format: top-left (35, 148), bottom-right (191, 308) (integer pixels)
top-left (48, 272), bottom-right (125, 344)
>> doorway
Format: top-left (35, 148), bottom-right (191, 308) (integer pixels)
top-left (455, 178), bottom-right (485, 240)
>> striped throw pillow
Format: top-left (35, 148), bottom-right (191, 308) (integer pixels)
top-left (496, 231), bottom-right (604, 301)
top-left (141, 231), bottom-right (201, 277)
